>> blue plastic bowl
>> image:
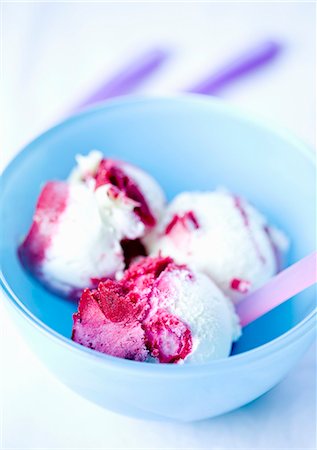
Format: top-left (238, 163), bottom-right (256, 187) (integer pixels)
top-left (1, 95), bottom-right (316, 422)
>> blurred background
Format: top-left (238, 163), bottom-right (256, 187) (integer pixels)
top-left (1, 1), bottom-right (316, 167)
top-left (1, 2), bottom-right (316, 449)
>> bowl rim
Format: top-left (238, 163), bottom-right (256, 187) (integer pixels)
top-left (1, 93), bottom-right (316, 376)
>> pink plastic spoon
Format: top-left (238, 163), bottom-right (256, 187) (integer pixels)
top-left (236, 252), bottom-right (317, 327)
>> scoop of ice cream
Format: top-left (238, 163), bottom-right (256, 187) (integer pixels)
top-left (145, 190), bottom-right (289, 302)
top-left (72, 256), bottom-right (241, 364)
top-left (69, 151), bottom-right (165, 241)
top-left (18, 181), bottom-right (124, 297)
top-left (19, 151), bottom-right (166, 297)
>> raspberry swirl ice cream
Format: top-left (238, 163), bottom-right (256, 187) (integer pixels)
top-left (145, 190), bottom-right (289, 302)
top-left (18, 151), bottom-right (289, 364)
top-left (18, 181), bottom-right (124, 297)
top-left (72, 256), bottom-right (241, 363)
top-left (18, 151), bottom-right (165, 297)
top-left (69, 151), bottom-right (165, 241)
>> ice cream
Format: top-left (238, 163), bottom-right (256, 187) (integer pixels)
top-left (18, 151), bottom-right (166, 297)
top-left (19, 150), bottom-right (288, 363)
top-left (72, 256), bottom-right (241, 363)
top-left (69, 151), bottom-right (165, 241)
top-left (18, 181), bottom-right (124, 297)
top-left (145, 190), bottom-right (288, 302)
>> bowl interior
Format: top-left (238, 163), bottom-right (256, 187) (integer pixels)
top-left (1, 96), bottom-right (315, 356)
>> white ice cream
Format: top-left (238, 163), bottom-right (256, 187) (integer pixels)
top-left (68, 150), bottom-right (103, 186)
top-left (42, 183), bottom-right (124, 295)
top-left (146, 190), bottom-right (289, 302)
top-left (159, 267), bottom-right (241, 363)
top-left (95, 184), bottom-right (144, 240)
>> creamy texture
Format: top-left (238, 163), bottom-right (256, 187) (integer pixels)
top-left (146, 190), bottom-right (289, 302)
top-left (161, 268), bottom-right (241, 363)
top-left (68, 150), bottom-right (103, 186)
top-left (68, 150), bottom-right (166, 240)
top-left (18, 181), bottom-right (125, 297)
top-left (19, 152), bottom-right (166, 297)
top-left (72, 256), bottom-right (241, 363)
top-left (42, 183), bottom-right (124, 295)
top-left (95, 184), bottom-right (144, 240)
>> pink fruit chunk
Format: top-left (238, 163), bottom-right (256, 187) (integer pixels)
top-left (72, 256), bottom-right (193, 363)
top-left (230, 278), bottom-right (251, 294)
top-left (165, 210), bottom-right (200, 235)
top-left (144, 309), bottom-right (193, 363)
top-left (163, 211), bottom-right (199, 251)
top-left (72, 284), bottom-right (148, 361)
top-left (94, 159), bottom-right (156, 227)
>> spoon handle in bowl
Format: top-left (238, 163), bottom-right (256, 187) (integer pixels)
top-left (236, 251), bottom-right (317, 327)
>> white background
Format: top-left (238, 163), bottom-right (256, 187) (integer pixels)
top-left (0, 2), bottom-right (316, 449)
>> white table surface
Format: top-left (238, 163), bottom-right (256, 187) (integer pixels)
top-left (0, 2), bottom-right (316, 449)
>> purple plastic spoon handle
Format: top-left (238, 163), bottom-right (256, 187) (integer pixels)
top-left (71, 41), bottom-right (280, 113)
top-left (236, 252), bottom-right (317, 327)
top-left (73, 48), bottom-right (169, 112)
top-left (187, 41), bottom-right (282, 95)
